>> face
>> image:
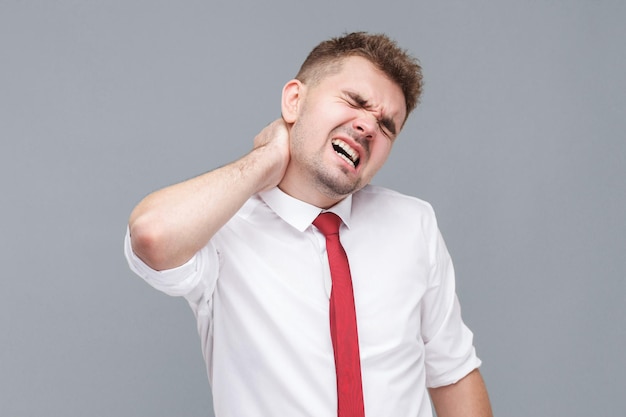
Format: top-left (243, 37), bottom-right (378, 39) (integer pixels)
top-left (281, 56), bottom-right (407, 208)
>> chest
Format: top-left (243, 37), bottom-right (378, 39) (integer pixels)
top-left (214, 219), bottom-right (431, 350)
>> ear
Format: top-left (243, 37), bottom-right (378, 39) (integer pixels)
top-left (281, 79), bottom-right (304, 124)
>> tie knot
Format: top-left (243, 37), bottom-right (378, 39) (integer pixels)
top-left (313, 212), bottom-right (342, 236)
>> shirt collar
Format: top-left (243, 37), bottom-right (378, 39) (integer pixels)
top-left (259, 187), bottom-right (353, 232)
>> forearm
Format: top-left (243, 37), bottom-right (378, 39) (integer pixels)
top-left (428, 369), bottom-right (493, 417)
top-left (129, 119), bottom-right (290, 271)
top-left (129, 156), bottom-right (255, 270)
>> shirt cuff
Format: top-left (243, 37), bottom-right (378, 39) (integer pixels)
top-left (423, 295), bottom-right (483, 388)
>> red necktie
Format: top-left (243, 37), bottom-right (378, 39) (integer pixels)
top-left (313, 212), bottom-right (365, 417)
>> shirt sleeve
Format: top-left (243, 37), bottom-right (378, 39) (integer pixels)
top-left (420, 214), bottom-right (482, 388)
top-left (123, 227), bottom-right (220, 308)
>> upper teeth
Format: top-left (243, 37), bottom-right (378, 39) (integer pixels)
top-left (332, 139), bottom-right (359, 167)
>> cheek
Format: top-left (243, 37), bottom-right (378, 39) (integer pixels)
top-left (316, 100), bottom-right (355, 125)
top-left (362, 142), bottom-right (392, 182)
top-left (370, 141), bottom-right (393, 166)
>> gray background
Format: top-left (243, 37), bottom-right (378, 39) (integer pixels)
top-left (1, 1), bottom-right (624, 416)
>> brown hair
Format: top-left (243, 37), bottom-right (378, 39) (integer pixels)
top-left (296, 32), bottom-right (423, 118)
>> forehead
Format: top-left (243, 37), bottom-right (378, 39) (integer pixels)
top-left (313, 56), bottom-right (407, 123)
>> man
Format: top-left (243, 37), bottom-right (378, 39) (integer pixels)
top-left (125, 32), bottom-right (492, 417)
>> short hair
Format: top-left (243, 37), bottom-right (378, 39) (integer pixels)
top-left (296, 32), bottom-right (423, 118)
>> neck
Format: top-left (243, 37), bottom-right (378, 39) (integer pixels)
top-left (277, 170), bottom-right (345, 209)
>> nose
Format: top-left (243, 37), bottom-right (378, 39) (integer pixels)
top-left (352, 114), bottom-right (377, 139)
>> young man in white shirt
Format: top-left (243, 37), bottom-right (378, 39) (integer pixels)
top-left (126, 32), bottom-right (492, 417)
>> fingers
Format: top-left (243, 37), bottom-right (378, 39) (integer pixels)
top-left (249, 118), bottom-right (291, 191)
top-left (253, 118), bottom-right (289, 149)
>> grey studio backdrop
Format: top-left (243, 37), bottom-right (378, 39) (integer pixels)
top-left (1, 1), bottom-right (624, 416)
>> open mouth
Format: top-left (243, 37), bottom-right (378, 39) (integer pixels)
top-left (332, 139), bottom-right (360, 168)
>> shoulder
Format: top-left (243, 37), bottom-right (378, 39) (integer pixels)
top-left (351, 185), bottom-right (443, 238)
top-left (353, 184), bottom-right (436, 218)
top-left (350, 185), bottom-right (444, 256)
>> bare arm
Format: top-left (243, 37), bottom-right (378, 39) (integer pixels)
top-left (129, 118), bottom-right (290, 271)
top-left (429, 369), bottom-right (493, 417)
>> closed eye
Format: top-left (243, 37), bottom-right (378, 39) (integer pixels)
top-left (379, 117), bottom-right (396, 137)
top-left (345, 92), bottom-right (368, 109)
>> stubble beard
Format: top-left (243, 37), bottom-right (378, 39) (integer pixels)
top-left (312, 161), bottom-right (362, 199)
top-left (290, 123), bottom-right (364, 201)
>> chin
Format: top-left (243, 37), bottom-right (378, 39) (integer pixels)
top-left (321, 180), bottom-right (362, 199)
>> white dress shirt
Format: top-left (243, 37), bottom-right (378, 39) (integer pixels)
top-left (125, 184), bottom-right (481, 417)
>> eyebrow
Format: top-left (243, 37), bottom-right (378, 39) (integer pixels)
top-left (345, 91), bottom-right (397, 136)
